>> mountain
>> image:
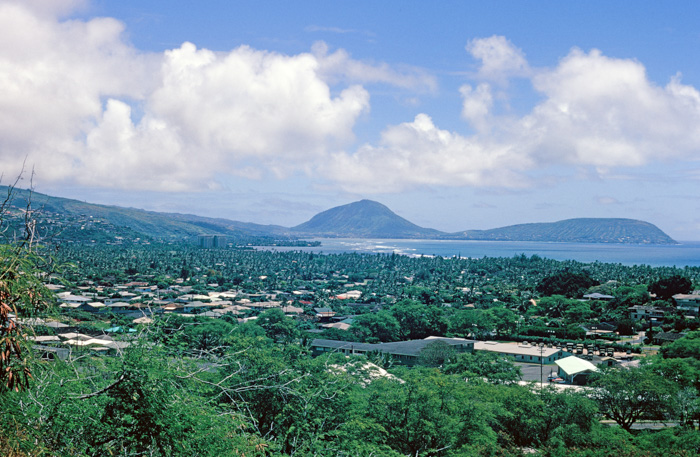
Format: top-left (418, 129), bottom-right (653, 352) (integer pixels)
top-left (0, 186), bottom-right (289, 243)
top-left (0, 187), bottom-right (677, 244)
top-left (450, 218), bottom-right (676, 244)
top-left (292, 201), bottom-right (676, 244)
top-left (291, 200), bottom-right (444, 238)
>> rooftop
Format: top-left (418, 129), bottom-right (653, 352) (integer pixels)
top-left (555, 356), bottom-right (598, 376)
top-left (474, 341), bottom-right (562, 358)
top-left (312, 337), bottom-right (474, 357)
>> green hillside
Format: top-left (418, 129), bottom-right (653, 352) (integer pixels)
top-left (453, 218), bottom-right (677, 244)
top-left (291, 200), bottom-right (444, 238)
top-left (0, 188), bottom-right (677, 245)
top-left (0, 186), bottom-right (291, 244)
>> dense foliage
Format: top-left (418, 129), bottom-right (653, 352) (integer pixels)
top-left (0, 229), bottom-right (699, 455)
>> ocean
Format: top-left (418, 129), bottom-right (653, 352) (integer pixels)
top-left (260, 238), bottom-right (700, 268)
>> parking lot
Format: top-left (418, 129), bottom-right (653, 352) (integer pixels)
top-left (516, 362), bottom-right (557, 382)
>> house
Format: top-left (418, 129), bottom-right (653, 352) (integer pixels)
top-left (15, 318), bottom-right (72, 332)
top-left (134, 285), bottom-right (158, 294)
top-left (161, 303), bottom-right (185, 313)
top-left (628, 305), bottom-right (674, 323)
top-left (29, 335), bottom-right (62, 345)
top-left (473, 341), bottom-right (567, 364)
top-left (672, 293), bottom-right (700, 316)
top-left (74, 302), bottom-right (106, 313)
top-left (59, 294), bottom-right (91, 305)
top-left (581, 322), bottom-right (617, 336)
top-left (321, 322), bottom-right (352, 331)
top-left (314, 307), bottom-right (336, 319)
top-left (33, 345), bottom-right (70, 361)
top-left (103, 302), bottom-right (134, 314)
top-left (249, 301), bottom-right (283, 310)
top-left (335, 290), bottom-right (362, 300)
top-left (583, 293), bottom-right (614, 300)
top-left (310, 336), bottom-right (474, 366)
top-left (653, 331), bottom-right (687, 345)
top-left (554, 356), bottom-right (598, 385)
top-left (182, 301), bottom-right (218, 313)
top-left (282, 305), bottom-right (304, 315)
top-left (176, 294), bottom-right (213, 303)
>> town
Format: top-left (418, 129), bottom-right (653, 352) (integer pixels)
top-left (3, 234), bottom-right (699, 456)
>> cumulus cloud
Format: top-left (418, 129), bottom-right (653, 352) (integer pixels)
top-left (75, 40), bottom-right (371, 190)
top-left (466, 35), bottom-right (530, 83)
top-left (521, 49), bottom-right (700, 169)
top-left (325, 44), bottom-right (700, 193)
top-left (460, 83), bottom-right (493, 131)
top-left (145, 42), bottom-right (369, 180)
top-left (3, 3), bottom-right (700, 197)
top-left (322, 114), bottom-right (531, 192)
top-left (0, 1), bottom-right (157, 181)
top-left (5, 0), bottom-right (88, 18)
top-left (1, 2), bottom-right (442, 191)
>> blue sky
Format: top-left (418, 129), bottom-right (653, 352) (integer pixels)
top-left (3, 1), bottom-right (700, 240)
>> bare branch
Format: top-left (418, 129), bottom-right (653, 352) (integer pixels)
top-left (72, 373), bottom-right (126, 400)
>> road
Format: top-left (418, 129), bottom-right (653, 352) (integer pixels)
top-left (602, 421), bottom-right (679, 430)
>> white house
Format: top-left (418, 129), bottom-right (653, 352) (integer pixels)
top-left (673, 293), bottom-right (700, 316)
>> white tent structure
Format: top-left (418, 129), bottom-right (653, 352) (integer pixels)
top-left (555, 356), bottom-right (598, 384)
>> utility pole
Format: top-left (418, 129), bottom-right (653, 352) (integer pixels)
top-left (539, 342), bottom-right (545, 389)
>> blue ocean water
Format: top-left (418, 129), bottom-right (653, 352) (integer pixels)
top-left (262, 239), bottom-right (700, 268)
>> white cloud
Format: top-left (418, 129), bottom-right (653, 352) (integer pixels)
top-left (312, 41), bottom-right (437, 91)
top-left (466, 35), bottom-right (530, 83)
top-left (596, 196), bottom-right (620, 205)
top-left (322, 114), bottom-right (531, 192)
top-left (0, 3), bottom-right (431, 191)
top-left (145, 42), bottom-right (369, 182)
top-left (522, 49), bottom-right (700, 169)
top-left (3, 3), bottom-right (700, 197)
top-left (72, 41), bottom-right (371, 190)
top-left (324, 44), bottom-right (700, 193)
top-left (460, 83), bottom-right (493, 131)
top-left (5, 0), bottom-right (88, 18)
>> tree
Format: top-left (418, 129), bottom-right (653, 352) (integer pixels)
top-left (390, 299), bottom-right (446, 340)
top-left (0, 182), bottom-right (53, 392)
top-left (660, 331), bottom-right (700, 360)
top-left (590, 365), bottom-right (675, 431)
top-left (256, 308), bottom-right (298, 343)
top-left (181, 318), bottom-right (236, 355)
top-left (443, 351), bottom-right (521, 384)
top-left (536, 269), bottom-right (598, 298)
top-left (449, 309), bottom-right (495, 340)
top-left (85, 347), bottom-right (181, 455)
top-left (351, 311), bottom-right (401, 343)
top-left (537, 295), bottom-right (578, 319)
top-left (486, 307), bottom-right (518, 337)
top-left (539, 388), bottom-right (598, 447)
top-left (417, 340), bottom-right (456, 367)
top-left (649, 275), bottom-right (692, 301)
top-left (363, 369), bottom-right (497, 456)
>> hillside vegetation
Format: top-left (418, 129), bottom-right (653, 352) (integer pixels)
top-left (0, 187), bottom-right (677, 244)
top-left (457, 218), bottom-right (677, 244)
top-left (292, 199), bottom-right (443, 238)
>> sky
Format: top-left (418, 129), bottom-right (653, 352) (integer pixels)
top-left (3, 0), bottom-right (700, 240)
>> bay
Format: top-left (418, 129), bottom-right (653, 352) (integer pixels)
top-left (260, 238), bottom-right (700, 268)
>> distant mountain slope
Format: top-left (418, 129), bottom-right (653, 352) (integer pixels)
top-left (0, 186), bottom-right (288, 242)
top-left (0, 187), bottom-right (678, 244)
top-left (452, 218), bottom-right (676, 244)
top-left (291, 200), bottom-right (444, 238)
